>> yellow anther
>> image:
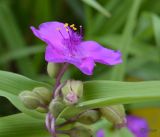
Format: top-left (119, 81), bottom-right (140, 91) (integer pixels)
top-left (73, 27), bottom-right (77, 31)
top-left (64, 23), bottom-right (69, 27)
top-left (70, 24), bottom-right (75, 28)
top-left (56, 27), bottom-right (61, 31)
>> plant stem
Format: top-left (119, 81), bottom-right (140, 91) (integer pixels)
top-left (57, 113), bottom-right (82, 128)
top-left (54, 81), bottom-right (66, 97)
top-left (53, 63), bottom-right (69, 98)
top-left (57, 118), bottom-right (76, 128)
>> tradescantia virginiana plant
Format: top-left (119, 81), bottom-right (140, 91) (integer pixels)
top-left (0, 21), bottom-right (160, 137)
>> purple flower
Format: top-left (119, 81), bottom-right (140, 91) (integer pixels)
top-left (96, 129), bottom-right (105, 137)
top-left (31, 21), bottom-right (122, 75)
top-left (127, 115), bottom-right (149, 137)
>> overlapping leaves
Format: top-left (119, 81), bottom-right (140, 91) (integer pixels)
top-left (0, 71), bottom-right (160, 136)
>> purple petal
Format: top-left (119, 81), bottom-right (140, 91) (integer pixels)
top-left (73, 57), bottom-right (94, 75)
top-left (45, 45), bottom-right (66, 63)
top-left (45, 45), bottom-right (94, 75)
top-left (80, 41), bottom-right (122, 65)
top-left (96, 129), bottom-right (105, 137)
top-left (30, 21), bottom-right (71, 48)
top-left (127, 115), bottom-right (149, 137)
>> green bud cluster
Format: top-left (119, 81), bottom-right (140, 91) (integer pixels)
top-left (19, 78), bottom-right (126, 137)
top-left (48, 80), bottom-right (83, 118)
top-left (19, 87), bottom-right (52, 111)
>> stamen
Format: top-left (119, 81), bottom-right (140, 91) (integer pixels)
top-left (67, 29), bottom-right (72, 43)
top-left (70, 24), bottom-right (75, 28)
top-left (66, 28), bottom-right (75, 55)
top-left (64, 23), bottom-right (69, 27)
top-left (56, 28), bottom-right (65, 39)
top-left (59, 31), bottom-right (65, 39)
top-left (73, 27), bottom-right (77, 31)
top-left (70, 24), bottom-right (77, 31)
top-left (80, 25), bottom-right (83, 36)
top-left (64, 23), bottom-right (70, 32)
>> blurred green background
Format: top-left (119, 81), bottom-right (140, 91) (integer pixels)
top-left (0, 0), bottom-right (160, 136)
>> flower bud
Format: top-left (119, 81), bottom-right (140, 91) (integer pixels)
top-left (32, 87), bottom-right (52, 104)
top-left (19, 90), bottom-right (40, 109)
top-left (61, 80), bottom-right (83, 105)
top-left (78, 110), bottom-right (101, 125)
top-left (36, 107), bottom-right (48, 113)
top-left (47, 63), bottom-right (60, 78)
top-left (49, 98), bottom-right (65, 118)
top-left (64, 91), bottom-right (79, 105)
top-left (100, 105), bottom-right (126, 127)
top-left (69, 126), bottom-right (92, 137)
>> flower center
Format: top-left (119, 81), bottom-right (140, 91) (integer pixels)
top-left (56, 23), bottom-right (83, 56)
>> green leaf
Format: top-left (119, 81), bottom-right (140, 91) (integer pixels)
top-left (0, 71), bottom-right (51, 118)
top-left (0, 113), bottom-right (49, 137)
top-left (0, 45), bottom-right (44, 64)
top-left (57, 80), bottom-right (160, 120)
top-left (0, 2), bottom-right (36, 77)
top-left (0, 89), bottom-right (44, 119)
top-left (134, 12), bottom-right (153, 40)
top-left (152, 14), bottom-right (160, 48)
top-left (128, 62), bottom-right (160, 80)
top-left (0, 113), bottom-right (132, 137)
top-left (82, 81), bottom-right (160, 106)
top-left (65, 0), bottom-right (84, 20)
top-left (81, 0), bottom-right (111, 17)
top-left (34, 0), bottom-right (52, 24)
top-left (90, 0), bottom-right (120, 34)
top-left (110, 0), bottom-right (142, 81)
top-left (93, 0), bottom-right (131, 35)
top-left (0, 71), bottom-right (51, 95)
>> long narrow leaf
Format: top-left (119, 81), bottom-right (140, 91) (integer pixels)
top-left (0, 3), bottom-right (36, 77)
top-left (0, 114), bottom-right (49, 137)
top-left (110, 0), bottom-right (142, 80)
top-left (81, 0), bottom-right (111, 17)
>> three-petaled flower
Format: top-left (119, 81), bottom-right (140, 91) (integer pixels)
top-left (127, 115), bottom-right (149, 137)
top-left (31, 21), bottom-right (122, 75)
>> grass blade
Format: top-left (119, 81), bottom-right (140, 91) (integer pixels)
top-left (110, 0), bottom-right (142, 81)
top-left (81, 0), bottom-right (111, 17)
top-left (0, 2), bottom-right (36, 77)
